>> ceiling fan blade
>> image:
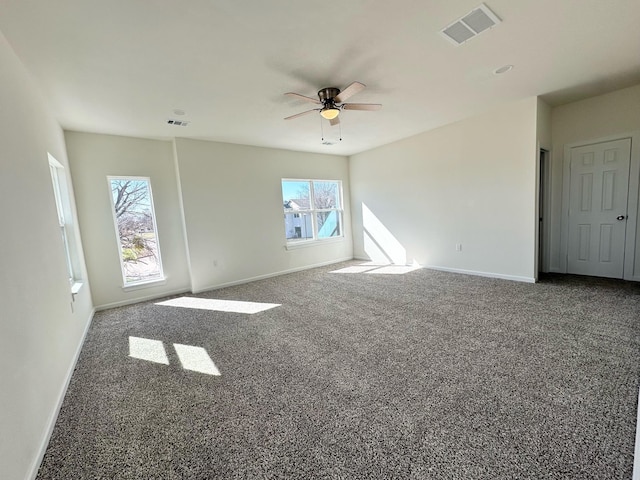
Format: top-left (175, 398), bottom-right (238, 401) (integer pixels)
top-left (284, 92), bottom-right (321, 104)
top-left (329, 116), bottom-right (340, 126)
top-left (284, 109), bottom-right (319, 120)
top-left (342, 103), bottom-right (382, 111)
top-left (335, 81), bottom-right (366, 103)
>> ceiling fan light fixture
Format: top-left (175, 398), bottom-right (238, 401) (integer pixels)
top-left (320, 107), bottom-right (340, 120)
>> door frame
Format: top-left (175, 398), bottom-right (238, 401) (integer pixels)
top-left (560, 130), bottom-right (640, 280)
top-left (537, 148), bottom-right (551, 275)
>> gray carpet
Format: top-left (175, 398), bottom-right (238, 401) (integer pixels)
top-left (37, 261), bottom-right (640, 479)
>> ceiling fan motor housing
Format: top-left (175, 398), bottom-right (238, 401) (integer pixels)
top-left (318, 87), bottom-right (340, 104)
top-left (284, 81), bottom-right (379, 122)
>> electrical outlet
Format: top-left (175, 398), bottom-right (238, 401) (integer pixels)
top-left (455, 243), bottom-right (462, 252)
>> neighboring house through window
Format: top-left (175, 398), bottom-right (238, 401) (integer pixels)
top-left (282, 179), bottom-right (343, 244)
top-left (108, 176), bottom-right (164, 287)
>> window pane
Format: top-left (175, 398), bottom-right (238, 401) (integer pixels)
top-left (281, 179), bottom-right (343, 244)
top-left (282, 180), bottom-right (311, 211)
top-left (317, 211), bottom-right (341, 238)
top-left (284, 212), bottom-right (313, 241)
top-left (312, 181), bottom-right (339, 209)
top-left (49, 158), bottom-right (76, 283)
top-left (110, 178), bottom-right (163, 285)
top-left (60, 225), bottom-right (74, 282)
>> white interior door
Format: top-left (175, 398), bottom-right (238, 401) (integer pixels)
top-left (567, 138), bottom-right (631, 278)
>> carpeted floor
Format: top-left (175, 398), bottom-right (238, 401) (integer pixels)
top-left (37, 261), bottom-right (640, 479)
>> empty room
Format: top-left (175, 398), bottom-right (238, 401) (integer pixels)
top-left (1, 1), bottom-right (640, 479)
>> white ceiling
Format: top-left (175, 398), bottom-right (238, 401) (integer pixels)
top-left (1, 0), bottom-right (640, 156)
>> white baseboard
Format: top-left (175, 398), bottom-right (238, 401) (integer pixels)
top-left (633, 388), bottom-right (640, 480)
top-left (193, 257), bottom-right (354, 294)
top-left (352, 256), bottom-right (535, 283)
top-left (95, 288), bottom-right (191, 311)
top-left (28, 307), bottom-right (96, 480)
top-left (420, 265), bottom-right (536, 283)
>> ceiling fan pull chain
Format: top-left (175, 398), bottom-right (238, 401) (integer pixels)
top-left (320, 115), bottom-right (324, 141)
top-left (339, 120), bottom-right (342, 142)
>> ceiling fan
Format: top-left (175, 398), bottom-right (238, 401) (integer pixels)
top-left (284, 81), bottom-right (381, 125)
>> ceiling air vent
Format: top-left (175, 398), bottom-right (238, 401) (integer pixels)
top-left (440, 3), bottom-right (501, 46)
top-left (167, 119), bottom-right (190, 127)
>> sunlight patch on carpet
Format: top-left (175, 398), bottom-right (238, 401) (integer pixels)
top-left (332, 262), bottom-right (421, 275)
top-left (366, 264), bottom-right (421, 275)
top-left (155, 297), bottom-right (280, 314)
top-left (129, 336), bottom-right (169, 365)
top-left (174, 344), bottom-right (221, 375)
top-left (330, 265), bottom-right (379, 273)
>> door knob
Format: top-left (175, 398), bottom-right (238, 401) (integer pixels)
top-left (617, 215), bottom-right (626, 220)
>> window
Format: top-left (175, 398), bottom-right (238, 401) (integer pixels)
top-left (48, 154), bottom-right (79, 288)
top-left (108, 177), bottom-right (164, 286)
top-left (282, 179), bottom-right (343, 244)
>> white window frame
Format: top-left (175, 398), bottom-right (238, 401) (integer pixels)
top-left (107, 176), bottom-right (165, 288)
top-left (48, 154), bottom-right (82, 292)
top-left (282, 178), bottom-right (344, 248)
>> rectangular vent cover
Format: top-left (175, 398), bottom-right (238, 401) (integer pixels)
top-left (440, 3), bottom-right (501, 46)
top-left (167, 119), bottom-right (190, 127)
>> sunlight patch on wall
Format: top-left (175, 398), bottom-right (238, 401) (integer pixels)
top-left (363, 230), bottom-right (391, 264)
top-left (174, 344), bottom-right (221, 375)
top-left (155, 297), bottom-right (280, 314)
top-left (129, 336), bottom-right (169, 365)
top-left (362, 203), bottom-right (407, 264)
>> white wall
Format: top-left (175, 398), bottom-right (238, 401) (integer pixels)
top-left (537, 98), bottom-right (552, 150)
top-left (349, 97), bottom-right (539, 282)
top-left (65, 132), bottom-right (192, 308)
top-left (0, 32), bottom-right (93, 480)
top-left (175, 138), bottom-right (352, 292)
top-left (548, 84), bottom-right (640, 276)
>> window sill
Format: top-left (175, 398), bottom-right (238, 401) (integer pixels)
top-left (71, 282), bottom-right (83, 295)
top-left (122, 278), bottom-right (167, 292)
top-left (285, 237), bottom-right (344, 250)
